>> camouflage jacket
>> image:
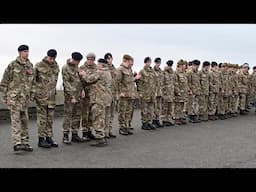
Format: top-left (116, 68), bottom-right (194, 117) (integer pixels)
top-left (106, 63), bottom-right (118, 97)
top-left (79, 62), bottom-right (97, 99)
top-left (209, 70), bottom-right (220, 94)
top-left (238, 71), bottom-right (249, 94)
top-left (33, 57), bottom-right (59, 107)
top-left (162, 66), bottom-right (175, 102)
top-left (174, 70), bottom-right (188, 102)
top-left (153, 66), bottom-right (164, 97)
top-left (222, 71), bottom-right (230, 96)
top-left (137, 66), bottom-right (156, 102)
top-left (250, 72), bottom-right (256, 96)
top-left (116, 63), bottom-right (134, 99)
top-left (82, 67), bottom-right (113, 106)
top-left (0, 56), bottom-right (34, 111)
top-left (186, 70), bottom-right (201, 96)
top-left (199, 69), bottom-right (210, 95)
top-left (62, 59), bottom-right (83, 101)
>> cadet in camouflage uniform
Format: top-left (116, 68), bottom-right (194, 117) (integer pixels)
top-left (174, 59), bottom-right (189, 125)
top-left (116, 54), bottom-right (135, 135)
top-left (245, 64), bottom-right (251, 111)
top-left (126, 58), bottom-right (138, 131)
top-left (238, 63), bottom-right (250, 115)
top-left (161, 60), bottom-right (175, 126)
top-left (199, 61), bottom-right (210, 121)
top-left (79, 58), bottom-right (113, 146)
top-left (186, 60), bottom-right (201, 123)
top-left (208, 61), bottom-right (220, 120)
top-left (184, 61), bottom-right (193, 114)
top-left (231, 64), bottom-right (239, 116)
top-left (98, 58), bottom-right (115, 139)
top-left (79, 53), bottom-right (97, 141)
top-left (0, 45), bottom-right (34, 152)
top-left (62, 52), bottom-right (85, 144)
top-left (136, 57), bottom-right (157, 130)
top-left (250, 66), bottom-right (256, 111)
top-left (104, 53), bottom-right (117, 138)
top-left (33, 49), bottom-right (59, 148)
top-left (152, 57), bottom-right (164, 128)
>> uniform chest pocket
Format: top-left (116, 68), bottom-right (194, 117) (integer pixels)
top-left (12, 68), bottom-right (22, 81)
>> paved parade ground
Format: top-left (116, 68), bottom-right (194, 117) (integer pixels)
top-left (1, 109), bottom-right (256, 168)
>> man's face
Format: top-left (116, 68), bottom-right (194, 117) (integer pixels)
top-left (19, 50), bottom-right (29, 59)
top-left (192, 64), bottom-right (198, 71)
top-left (204, 65), bottom-right (210, 71)
top-left (46, 56), bottom-right (55, 64)
top-left (129, 60), bottom-right (134, 68)
top-left (87, 57), bottom-right (95, 65)
top-left (155, 62), bottom-right (161, 69)
top-left (107, 57), bottom-right (113, 64)
top-left (243, 66), bottom-right (249, 73)
top-left (97, 63), bottom-right (103, 69)
top-left (72, 59), bottom-right (80, 65)
top-left (145, 61), bottom-right (151, 67)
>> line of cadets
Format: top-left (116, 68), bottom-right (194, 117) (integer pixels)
top-left (1, 45), bottom-right (256, 152)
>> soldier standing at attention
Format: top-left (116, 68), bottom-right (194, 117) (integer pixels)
top-left (136, 57), bottom-right (157, 130)
top-left (103, 53), bottom-right (117, 138)
top-left (62, 52), bottom-right (85, 144)
top-left (0, 45), bottom-right (34, 152)
top-left (161, 60), bottom-right (175, 126)
top-left (152, 57), bottom-right (164, 128)
top-left (173, 59), bottom-right (189, 125)
top-left (186, 60), bottom-right (201, 123)
top-left (116, 54), bottom-right (137, 135)
top-left (33, 49), bottom-right (59, 148)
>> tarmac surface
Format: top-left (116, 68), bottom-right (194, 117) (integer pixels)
top-left (1, 109), bottom-right (256, 168)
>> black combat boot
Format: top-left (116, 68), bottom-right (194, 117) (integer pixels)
top-left (23, 144), bottom-right (33, 152)
top-left (188, 115), bottom-right (196, 123)
top-left (82, 132), bottom-right (91, 142)
top-left (109, 132), bottom-right (117, 138)
top-left (38, 137), bottom-right (51, 148)
top-left (148, 122), bottom-right (156, 129)
top-left (46, 137), bottom-right (58, 147)
top-left (119, 128), bottom-right (129, 135)
top-left (63, 133), bottom-right (71, 144)
top-left (126, 129), bottom-right (133, 135)
top-left (141, 123), bottom-right (151, 130)
top-left (90, 138), bottom-right (108, 147)
top-left (156, 120), bottom-right (164, 127)
top-left (152, 120), bottom-right (159, 128)
top-left (87, 131), bottom-right (96, 140)
top-left (13, 144), bottom-right (23, 152)
top-left (71, 133), bottom-right (84, 143)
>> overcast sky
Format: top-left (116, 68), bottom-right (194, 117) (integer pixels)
top-left (0, 24), bottom-right (255, 89)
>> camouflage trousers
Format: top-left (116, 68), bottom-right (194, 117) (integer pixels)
top-left (187, 95), bottom-right (199, 115)
top-left (36, 105), bottom-right (55, 138)
top-left (162, 101), bottom-right (174, 122)
top-left (230, 95), bottom-right (239, 113)
top-left (105, 99), bottom-right (116, 136)
top-left (118, 97), bottom-right (133, 128)
top-left (199, 95), bottom-right (208, 115)
top-left (174, 102), bottom-right (185, 119)
top-left (91, 103), bottom-right (105, 139)
top-left (208, 93), bottom-right (218, 115)
top-left (140, 99), bottom-right (154, 123)
top-left (62, 98), bottom-right (81, 134)
top-left (127, 99), bottom-right (135, 128)
top-left (239, 93), bottom-right (246, 110)
top-left (153, 96), bottom-right (162, 120)
top-left (10, 107), bottom-right (29, 145)
top-left (81, 97), bottom-right (92, 133)
top-left (218, 95), bottom-right (227, 115)
top-left (246, 94), bottom-right (250, 108)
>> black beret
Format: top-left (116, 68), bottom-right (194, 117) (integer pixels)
top-left (253, 66), bottom-right (256, 70)
top-left (104, 53), bottom-right (112, 60)
top-left (166, 60), bottom-right (173, 66)
top-left (144, 57), bottom-right (151, 63)
top-left (72, 52), bottom-right (83, 61)
top-left (47, 49), bottom-right (57, 57)
top-left (98, 58), bottom-right (108, 64)
top-left (211, 61), bottom-right (218, 67)
top-left (218, 63), bottom-right (223, 68)
top-left (18, 44), bottom-right (29, 52)
top-left (203, 61), bottom-right (210, 67)
top-left (154, 57), bottom-right (161, 63)
top-left (192, 59), bottom-right (200, 65)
